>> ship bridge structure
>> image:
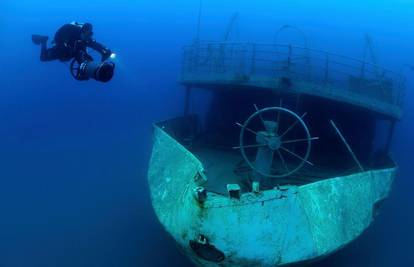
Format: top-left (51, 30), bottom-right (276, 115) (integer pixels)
top-left (180, 41), bottom-right (405, 120)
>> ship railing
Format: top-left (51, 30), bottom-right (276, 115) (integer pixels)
top-left (181, 42), bottom-right (406, 110)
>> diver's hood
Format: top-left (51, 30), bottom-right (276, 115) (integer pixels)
top-left (70, 21), bottom-right (93, 33)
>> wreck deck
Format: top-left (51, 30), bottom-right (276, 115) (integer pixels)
top-left (181, 42), bottom-right (405, 120)
top-left (191, 146), bottom-right (356, 195)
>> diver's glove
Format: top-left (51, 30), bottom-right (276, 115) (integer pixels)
top-left (32, 34), bottom-right (49, 45)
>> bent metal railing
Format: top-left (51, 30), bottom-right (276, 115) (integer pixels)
top-left (181, 42), bottom-right (405, 117)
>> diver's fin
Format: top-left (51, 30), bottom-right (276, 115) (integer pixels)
top-left (31, 34), bottom-right (48, 45)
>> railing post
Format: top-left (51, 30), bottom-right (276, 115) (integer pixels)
top-left (305, 49), bottom-right (312, 81)
top-left (181, 48), bottom-right (187, 78)
top-left (324, 55), bottom-right (330, 85)
top-left (360, 61), bottom-right (366, 79)
top-left (399, 77), bottom-right (406, 107)
top-left (219, 43), bottom-right (226, 73)
top-left (251, 43), bottom-right (256, 75)
top-left (207, 44), bottom-right (212, 74)
top-left (193, 42), bottom-right (200, 73)
top-left (287, 45), bottom-right (292, 74)
top-left (239, 44), bottom-right (246, 76)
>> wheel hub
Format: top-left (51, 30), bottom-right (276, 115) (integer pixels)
top-left (268, 136), bottom-right (281, 150)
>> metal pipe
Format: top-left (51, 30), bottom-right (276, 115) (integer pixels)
top-left (330, 120), bottom-right (364, 172)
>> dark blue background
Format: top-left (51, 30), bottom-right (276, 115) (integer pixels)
top-left (0, 1), bottom-right (413, 266)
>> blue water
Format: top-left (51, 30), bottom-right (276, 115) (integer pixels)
top-left (0, 0), bottom-right (413, 266)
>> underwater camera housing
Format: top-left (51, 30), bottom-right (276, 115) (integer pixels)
top-left (70, 59), bottom-right (115, 83)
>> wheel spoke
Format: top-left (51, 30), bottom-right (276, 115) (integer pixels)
top-left (276, 149), bottom-right (290, 172)
top-left (282, 137), bottom-right (319, 144)
top-left (236, 122), bottom-right (268, 140)
top-left (236, 122), bottom-right (258, 135)
top-left (253, 104), bottom-right (266, 128)
top-left (279, 112), bottom-right (308, 138)
top-left (233, 144), bottom-right (267, 150)
top-left (280, 146), bottom-right (314, 166)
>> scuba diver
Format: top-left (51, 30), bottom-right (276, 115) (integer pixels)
top-left (32, 22), bottom-right (116, 83)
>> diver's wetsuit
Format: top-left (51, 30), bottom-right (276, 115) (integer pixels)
top-left (40, 23), bottom-right (111, 63)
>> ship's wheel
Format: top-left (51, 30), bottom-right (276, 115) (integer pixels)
top-left (235, 105), bottom-right (317, 178)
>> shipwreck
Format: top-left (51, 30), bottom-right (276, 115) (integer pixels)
top-left (147, 23), bottom-right (405, 266)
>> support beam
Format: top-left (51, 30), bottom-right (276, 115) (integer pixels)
top-left (184, 86), bottom-right (192, 116)
top-left (330, 120), bottom-right (364, 172)
top-left (385, 120), bottom-right (396, 154)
